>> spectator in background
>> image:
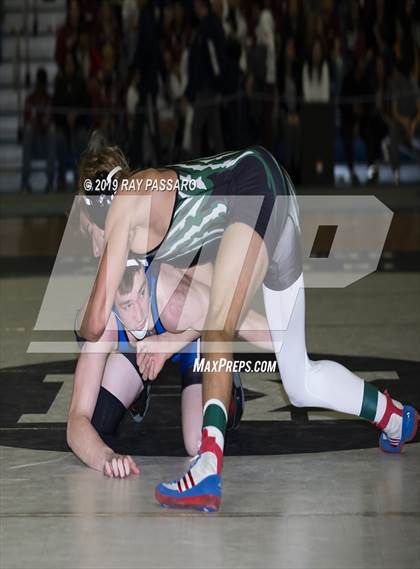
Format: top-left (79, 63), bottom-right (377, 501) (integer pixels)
top-left (77, 0), bottom-right (98, 29)
top-left (365, 53), bottom-right (390, 184)
top-left (330, 36), bottom-right (345, 99)
top-left (97, 42), bottom-right (123, 139)
top-left (396, 0), bottom-right (419, 84)
top-left (253, 0), bottom-right (276, 151)
top-left (224, 0), bottom-right (248, 74)
top-left (340, 55), bottom-right (372, 185)
top-left (75, 26), bottom-right (102, 82)
top-left (21, 68), bottom-right (55, 193)
top-left (163, 0), bottom-right (192, 65)
top-left (133, 0), bottom-right (166, 164)
top-left (187, 0), bottom-right (225, 157)
top-left (221, 21), bottom-right (245, 150)
top-left (53, 50), bottom-right (90, 191)
top-left (279, 36), bottom-right (301, 181)
top-left (179, 47), bottom-right (195, 159)
top-left (320, 0), bottom-right (340, 55)
top-left (126, 67), bottom-right (140, 167)
top-left (306, 11), bottom-right (327, 57)
top-left (55, 0), bottom-right (81, 70)
top-left (342, 0), bottom-right (366, 61)
top-left (85, 39), bottom-right (123, 143)
top-left (281, 0), bottom-right (305, 64)
top-left (371, 0), bottom-right (397, 61)
top-left (166, 47), bottom-right (189, 156)
top-left (388, 59), bottom-right (420, 185)
top-left (122, 0), bottom-right (139, 66)
top-left (156, 49), bottom-right (182, 162)
top-left (302, 36), bottom-right (330, 103)
top-left (93, 0), bottom-right (120, 54)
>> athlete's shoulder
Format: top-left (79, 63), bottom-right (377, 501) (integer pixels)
top-left (106, 169), bottom-right (156, 227)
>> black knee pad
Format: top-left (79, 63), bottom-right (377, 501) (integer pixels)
top-left (181, 367), bottom-right (202, 391)
top-left (91, 387), bottom-right (126, 442)
top-left (227, 371), bottom-right (245, 430)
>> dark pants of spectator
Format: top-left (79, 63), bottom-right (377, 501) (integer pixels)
top-left (55, 126), bottom-right (88, 189)
top-left (251, 83), bottom-right (276, 153)
top-left (21, 125), bottom-right (56, 191)
top-left (282, 115), bottom-right (301, 177)
top-left (367, 111), bottom-right (389, 164)
top-left (341, 113), bottom-right (372, 171)
top-left (389, 119), bottom-right (420, 172)
top-left (261, 84), bottom-right (275, 152)
top-left (191, 89), bottom-right (223, 158)
top-left (129, 93), bottom-right (162, 168)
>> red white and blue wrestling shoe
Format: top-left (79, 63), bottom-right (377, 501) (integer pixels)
top-left (155, 470), bottom-right (222, 512)
top-left (155, 374), bottom-right (244, 512)
top-left (379, 395), bottom-right (419, 454)
top-left (156, 427), bottom-right (224, 512)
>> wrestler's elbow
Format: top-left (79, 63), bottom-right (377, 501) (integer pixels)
top-left (79, 315), bottom-right (105, 343)
top-left (66, 412), bottom-right (78, 451)
top-left (66, 412), bottom-right (90, 458)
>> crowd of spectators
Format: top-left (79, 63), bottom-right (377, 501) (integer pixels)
top-left (22, 0), bottom-right (420, 191)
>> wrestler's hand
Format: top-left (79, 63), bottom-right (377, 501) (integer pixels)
top-left (103, 452), bottom-right (140, 478)
top-left (136, 336), bottom-right (170, 381)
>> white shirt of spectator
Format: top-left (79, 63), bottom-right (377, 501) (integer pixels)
top-left (256, 9), bottom-right (276, 86)
top-left (122, 0), bottom-right (139, 32)
top-left (302, 61), bottom-right (330, 103)
top-left (222, 3), bottom-right (248, 73)
top-left (126, 84), bottom-right (139, 117)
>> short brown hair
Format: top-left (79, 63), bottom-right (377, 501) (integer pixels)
top-left (78, 130), bottom-right (130, 195)
top-left (118, 266), bottom-right (142, 295)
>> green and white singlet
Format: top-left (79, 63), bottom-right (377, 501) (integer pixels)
top-left (149, 145), bottom-right (301, 290)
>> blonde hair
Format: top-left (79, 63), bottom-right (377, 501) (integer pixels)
top-left (78, 130), bottom-right (130, 194)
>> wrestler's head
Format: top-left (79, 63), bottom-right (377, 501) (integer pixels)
top-left (78, 130), bottom-right (130, 231)
top-left (114, 260), bottom-right (151, 340)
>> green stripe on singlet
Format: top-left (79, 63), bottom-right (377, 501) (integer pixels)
top-left (360, 382), bottom-right (379, 421)
top-left (203, 403), bottom-right (227, 434)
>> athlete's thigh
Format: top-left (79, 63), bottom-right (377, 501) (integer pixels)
top-left (205, 222), bottom-right (269, 334)
top-left (101, 353), bottom-right (143, 408)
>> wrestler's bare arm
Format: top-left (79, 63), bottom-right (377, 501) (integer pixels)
top-left (156, 263), bottom-right (272, 351)
top-left (79, 191), bottom-right (143, 341)
top-left (67, 315), bottom-right (118, 471)
top-left (79, 169), bottom-right (176, 341)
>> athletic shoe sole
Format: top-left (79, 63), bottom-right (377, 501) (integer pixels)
top-left (155, 474), bottom-right (222, 513)
top-left (379, 406), bottom-right (419, 454)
